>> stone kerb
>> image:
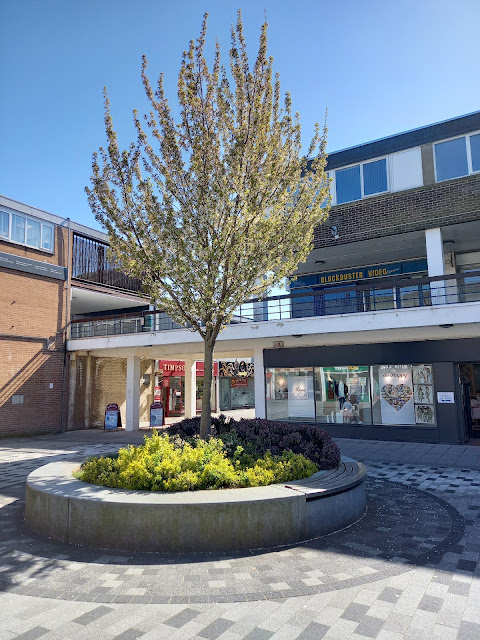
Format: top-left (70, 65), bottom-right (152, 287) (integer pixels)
top-left (25, 459), bottom-right (366, 553)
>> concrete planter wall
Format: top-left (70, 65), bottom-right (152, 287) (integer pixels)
top-left (25, 459), bottom-right (366, 553)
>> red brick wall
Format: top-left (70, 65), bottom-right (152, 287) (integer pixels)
top-left (0, 268), bottom-right (67, 436)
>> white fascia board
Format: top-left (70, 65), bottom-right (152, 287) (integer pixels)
top-left (67, 300), bottom-right (480, 354)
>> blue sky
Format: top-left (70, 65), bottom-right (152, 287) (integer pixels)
top-left (1, 0), bottom-right (479, 230)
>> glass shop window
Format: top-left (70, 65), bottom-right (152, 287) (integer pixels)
top-left (314, 366), bottom-right (372, 425)
top-left (371, 364), bottom-right (436, 426)
top-left (265, 368), bottom-right (315, 422)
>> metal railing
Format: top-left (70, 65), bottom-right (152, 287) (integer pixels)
top-left (70, 271), bottom-right (480, 339)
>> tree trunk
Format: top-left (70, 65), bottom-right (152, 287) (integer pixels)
top-left (199, 337), bottom-right (215, 438)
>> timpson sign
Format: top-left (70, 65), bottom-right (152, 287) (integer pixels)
top-left (155, 360), bottom-right (219, 377)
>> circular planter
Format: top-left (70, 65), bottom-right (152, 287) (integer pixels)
top-left (25, 458), bottom-right (366, 553)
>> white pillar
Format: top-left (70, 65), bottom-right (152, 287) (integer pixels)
top-left (125, 355), bottom-right (141, 431)
top-left (425, 228), bottom-right (445, 305)
top-left (254, 347), bottom-right (266, 419)
top-left (184, 359), bottom-right (196, 418)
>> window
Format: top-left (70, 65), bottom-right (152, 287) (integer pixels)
top-left (363, 158), bottom-right (388, 196)
top-left (26, 219), bottom-right (41, 248)
top-left (434, 132), bottom-right (480, 182)
top-left (471, 133), bottom-right (480, 172)
top-left (336, 165), bottom-right (361, 204)
top-left (335, 158), bottom-right (388, 204)
top-left (41, 224), bottom-right (53, 251)
top-left (266, 363), bottom-right (436, 426)
top-left (435, 137), bottom-right (468, 181)
top-left (0, 211), bottom-right (9, 238)
top-left (0, 209), bottom-right (54, 251)
top-left (12, 214), bottom-right (26, 243)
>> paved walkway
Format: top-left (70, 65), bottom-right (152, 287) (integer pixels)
top-left (0, 430), bottom-right (480, 639)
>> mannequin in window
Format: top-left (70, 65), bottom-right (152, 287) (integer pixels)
top-left (335, 380), bottom-right (348, 409)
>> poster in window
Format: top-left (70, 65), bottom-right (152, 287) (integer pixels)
top-left (379, 365), bottom-right (415, 425)
top-left (415, 405), bottom-right (435, 424)
top-left (287, 376), bottom-right (315, 418)
top-left (414, 385), bottom-right (433, 404)
top-left (413, 365), bottom-right (433, 385)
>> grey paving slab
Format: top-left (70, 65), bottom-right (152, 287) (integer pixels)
top-left (1, 430), bottom-right (480, 639)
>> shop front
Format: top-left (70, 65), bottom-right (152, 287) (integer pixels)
top-left (218, 360), bottom-right (255, 411)
top-left (264, 338), bottom-right (480, 444)
top-left (154, 360), bottom-right (219, 417)
top-left (291, 258), bottom-right (429, 318)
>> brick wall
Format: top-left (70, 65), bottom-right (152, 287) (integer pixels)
top-left (314, 174), bottom-right (480, 249)
top-left (0, 267), bottom-right (67, 436)
top-left (70, 356), bottom-right (154, 429)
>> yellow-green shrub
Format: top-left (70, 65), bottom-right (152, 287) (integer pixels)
top-left (80, 432), bottom-right (318, 492)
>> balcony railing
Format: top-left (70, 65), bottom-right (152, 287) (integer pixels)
top-left (72, 233), bottom-right (143, 293)
top-left (70, 271), bottom-right (480, 339)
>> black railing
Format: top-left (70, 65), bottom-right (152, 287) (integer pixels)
top-left (70, 271), bottom-right (480, 339)
top-left (72, 233), bottom-right (143, 293)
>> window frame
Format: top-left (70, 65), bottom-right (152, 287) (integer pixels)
top-left (433, 130), bottom-right (480, 183)
top-left (332, 155), bottom-right (390, 206)
top-left (0, 209), bottom-right (55, 253)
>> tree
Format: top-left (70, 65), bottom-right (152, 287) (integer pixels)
top-left (86, 11), bottom-right (330, 438)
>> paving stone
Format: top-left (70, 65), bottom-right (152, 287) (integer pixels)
top-left (197, 618), bottom-right (234, 639)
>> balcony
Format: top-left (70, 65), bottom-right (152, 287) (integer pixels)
top-left (70, 271), bottom-right (480, 340)
top-left (72, 233), bottom-right (143, 293)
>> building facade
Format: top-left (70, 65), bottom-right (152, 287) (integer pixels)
top-left (265, 111), bottom-right (480, 443)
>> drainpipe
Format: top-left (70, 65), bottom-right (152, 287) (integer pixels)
top-left (60, 218), bottom-right (72, 433)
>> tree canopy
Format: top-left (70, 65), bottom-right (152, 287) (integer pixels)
top-left (86, 11), bottom-right (330, 436)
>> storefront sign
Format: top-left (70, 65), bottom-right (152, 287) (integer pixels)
top-left (437, 392), bottom-right (455, 404)
top-left (231, 378), bottom-right (248, 388)
top-left (219, 361), bottom-right (254, 377)
top-left (156, 360), bottom-right (219, 377)
top-left (293, 259), bottom-right (427, 289)
top-left (379, 365), bottom-right (415, 425)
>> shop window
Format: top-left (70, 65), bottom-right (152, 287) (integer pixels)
top-left (435, 136), bottom-right (469, 181)
top-left (459, 264), bottom-right (480, 303)
top-left (266, 368), bottom-right (315, 422)
top-left (315, 366), bottom-right (372, 425)
top-left (371, 364), bottom-right (436, 426)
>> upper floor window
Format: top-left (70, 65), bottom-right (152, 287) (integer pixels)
top-left (434, 132), bottom-right (480, 182)
top-left (0, 209), bottom-right (54, 251)
top-left (335, 158), bottom-right (388, 205)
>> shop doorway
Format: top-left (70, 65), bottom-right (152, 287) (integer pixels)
top-left (163, 376), bottom-right (184, 417)
top-left (459, 364), bottom-right (480, 439)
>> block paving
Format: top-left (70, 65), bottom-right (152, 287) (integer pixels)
top-left (0, 430), bottom-right (479, 639)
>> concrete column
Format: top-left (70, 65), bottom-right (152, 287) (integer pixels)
top-left (84, 354), bottom-right (92, 429)
top-left (126, 355), bottom-right (141, 431)
top-left (184, 359), bottom-right (196, 418)
top-left (67, 354), bottom-right (76, 431)
top-left (254, 347), bottom-right (266, 419)
top-left (425, 228), bottom-right (446, 305)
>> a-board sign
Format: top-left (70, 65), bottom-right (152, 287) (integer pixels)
top-left (150, 401), bottom-right (164, 428)
top-left (104, 403), bottom-right (121, 430)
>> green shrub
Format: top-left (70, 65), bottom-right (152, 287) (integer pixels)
top-left (79, 431), bottom-right (318, 492)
